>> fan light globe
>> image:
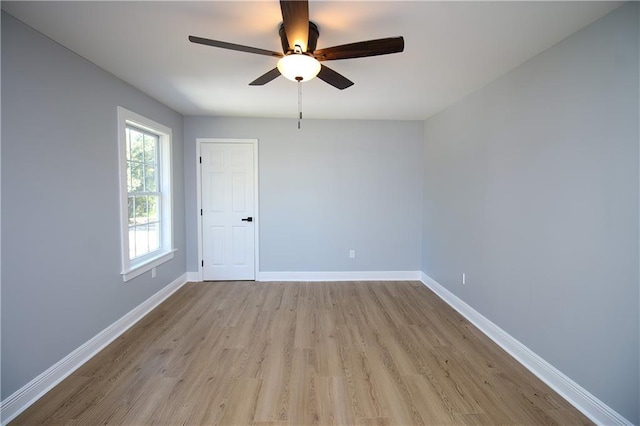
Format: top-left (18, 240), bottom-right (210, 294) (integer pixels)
top-left (277, 54), bottom-right (321, 82)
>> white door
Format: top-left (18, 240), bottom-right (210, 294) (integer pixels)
top-left (201, 143), bottom-right (255, 281)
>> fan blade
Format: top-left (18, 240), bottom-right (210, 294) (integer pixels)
top-left (317, 65), bottom-right (354, 90)
top-left (313, 37), bottom-right (404, 61)
top-left (249, 68), bottom-right (281, 86)
top-left (280, 0), bottom-right (309, 52)
top-left (189, 36), bottom-right (283, 58)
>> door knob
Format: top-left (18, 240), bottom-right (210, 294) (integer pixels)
top-left (241, 217), bottom-right (253, 222)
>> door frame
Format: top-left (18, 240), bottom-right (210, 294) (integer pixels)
top-left (196, 138), bottom-right (260, 282)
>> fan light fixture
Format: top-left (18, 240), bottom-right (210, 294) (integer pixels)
top-left (277, 48), bottom-right (321, 82)
top-left (189, 0), bottom-right (405, 128)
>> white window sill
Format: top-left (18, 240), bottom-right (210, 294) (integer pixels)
top-left (121, 249), bottom-right (177, 282)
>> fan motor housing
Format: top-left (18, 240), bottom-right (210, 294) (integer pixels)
top-left (279, 22), bottom-right (319, 53)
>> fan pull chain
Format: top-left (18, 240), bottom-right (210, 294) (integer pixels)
top-left (296, 77), bottom-right (303, 129)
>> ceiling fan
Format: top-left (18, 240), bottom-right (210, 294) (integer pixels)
top-left (189, 0), bottom-right (405, 90)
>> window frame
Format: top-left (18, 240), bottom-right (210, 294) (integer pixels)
top-left (117, 106), bottom-right (175, 282)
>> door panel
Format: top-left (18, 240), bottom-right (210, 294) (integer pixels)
top-left (201, 143), bottom-right (255, 280)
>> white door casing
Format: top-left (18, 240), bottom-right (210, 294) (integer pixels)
top-left (199, 140), bottom-right (258, 281)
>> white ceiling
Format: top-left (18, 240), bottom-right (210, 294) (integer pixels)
top-left (3, 1), bottom-right (622, 120)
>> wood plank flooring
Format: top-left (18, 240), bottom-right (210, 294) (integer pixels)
top-left (11, 281), bottom-right (592, 425)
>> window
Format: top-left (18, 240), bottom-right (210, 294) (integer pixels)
top-left (127, 126), bottom-right (160, 259)
top-left (117, 107), bottom-right (174, 281)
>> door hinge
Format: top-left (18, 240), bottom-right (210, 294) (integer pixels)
top-left (200, 209), bottom-right (203, 216)
top-left (199, 156), bottom-right (202, 164)
top-left (201, 260), bottom-right (204, 267)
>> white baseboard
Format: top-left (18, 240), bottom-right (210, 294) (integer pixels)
top-left (186, 271), bottom-right (201, 282)
top-left (419, 272), bottom-right (631, 426)
top-left (258, 270), bottom-right (421, 282)
top-left (0, 273), bottom-right (188, 425)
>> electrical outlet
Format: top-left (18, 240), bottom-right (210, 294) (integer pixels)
top-left (349, 250), bottom-right (356, 259)
top-left (152, 267), bottom-right (157, 278)
top-left (462, 273), bottom-right (466, 285)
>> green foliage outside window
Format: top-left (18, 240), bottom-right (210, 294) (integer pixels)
top-left (126, 126), bottom-right (161, 259)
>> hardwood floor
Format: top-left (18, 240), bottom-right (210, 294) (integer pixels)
top-left (12, 281), bottom-right (592, 425)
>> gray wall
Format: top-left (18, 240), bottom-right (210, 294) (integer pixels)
top-left (184, 117), bottom-right (423, 273)
top-left (1, 12), bottom-right (186, 399)
top-left (421, 3), bottom-right (639, 423)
